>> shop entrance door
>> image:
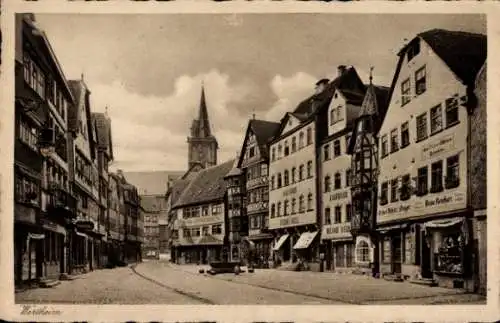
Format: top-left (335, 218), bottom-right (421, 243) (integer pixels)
top-left (420, 230), bottom-right (432, 278)
top-left (391, 235), bottom-right (402, 274)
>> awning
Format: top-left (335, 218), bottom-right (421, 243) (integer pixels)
top-left (248, 233), bottom-right (274, 241)
top-left (293, 231), bottom-right (319, 250)
top-left (241, 237), bottom-right (256, 251)
top-left (272, 234), bottom-right (289, 251)
top-left (424, 217), bottom-right (464, 229)
top-left (28, 233), bottom-right (45, 240)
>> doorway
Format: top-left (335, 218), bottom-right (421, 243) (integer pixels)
top-left (391, 235), bottom-right (402, 274)
top-left (420, 230), bottom-right (432, 278)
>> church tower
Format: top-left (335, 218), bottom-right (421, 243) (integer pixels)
top-left (187, 83), bottom-right (219, 170)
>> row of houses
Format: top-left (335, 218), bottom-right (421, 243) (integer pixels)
top-left (14, 13), bottom-right (143, 286)
top-left (165, 28), bottom-right (486, 294)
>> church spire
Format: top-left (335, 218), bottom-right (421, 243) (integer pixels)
top-left (198, 83), bottom-right (212, 138)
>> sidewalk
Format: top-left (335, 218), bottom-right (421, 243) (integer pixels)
top-left (165, 262), bottom-right (486, 305)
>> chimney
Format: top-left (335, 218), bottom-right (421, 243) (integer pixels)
top-left (338, 65), bottom-right (347, 77)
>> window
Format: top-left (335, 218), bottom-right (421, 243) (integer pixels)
top-left (391, 179), bottom-right (399, 203)
top-left (299, 195), bottom-right (305, 213)
top-left (407, 39), bottom-right (420, 61)
top-left (277, 145), bottom-right (282, 158)
top-left (324, 208), bottom-right (331, 225)
top-left (291, 198), bottom-right (296, 214)
top-left (249, 147), bottom-right (255, 158)
top-left (19, 119), bottom-right (38, 151)
top-left (299, 165), bottom-right (304, 181)
top-left (270, 175), bottom-right (275, 190)
top-left (307, 193), bottom-right (313, 210)
top-left (334, 206), bottom-right (342, 223)
top-left (284, 200), bottom-right (289, 216)
top-left (430, 104), bottom-right (443, 135)
top-left (334, 140), bottom-right (341, 157)
top-left (400, 174), bottom-right (411, 201)
top-left (381, 135), bottom-right (388, 158)
top-left (299, 132), bottom-right (304, 148)
top-left (446, 155), bottom-right (460, 189)
top-left (183, 228), bottom-right (191, 237)
top-left (401, 122), bottom-right (410, 148)
top-left (330, 109), bottom-right (335, 125)
top-left (306, 128), bottom-right (312, 145)
top-left (324, 176), bottom-right (331, 193)
top-left (380, 182), bottom-right (388, 205)
top-left (323, 144), bottom-right (330, 161)
top-left (271, 148), bottom-right (276, 162)
top-left (390, 129), bottom-right (399, 153)
top-left (346, 169), bottom-right (351, 187)
top-left (291, 168), bottom-right (296, 184)
top-left (346, 204), bottom-right (352, 222)
top-left (431, 160), bottom-right (444, 193)
top-left (211, 224), bottom-right (222, 235)
top-left (307, 161), bottom-right (313, 178)
top-left (336, 106), bottom-right (343, 122)
top-left (261, 164), bottom-right (268, 176)
top-left (271, 204), bottom-right (276, 218)
top-left (284, 170), bottom-right (289, 186)
top-left (417, 166), bottom-right (428, 196)
top-left (345, 135), bottom-right (351, 153)
top-left (445, 97), bottom-right (459, 127)
top-left (334, 172), bottom-right (342, 190)
top-left (416, 113), bottom-right (428, 142)
top-left (277, 202), bottom-right (282, 217)
top-left (284, 141), bottom-right (289, 156)
top-left (277, 173), bottom-right (282, 188)
top-left (401, 78), bottom-right (411, 106)
top-left (15, 174), bottom-right (39, 203)
top-left (356, 240), bottom-right (370, 263)
top-left (202, 206), bottom-right (209, 216)
top-left (291, 137), bottom-right (297, 152)
top-left (192, 228), bottom-right (201, 237)
top-left (415, 66), bottom-right (426, 95)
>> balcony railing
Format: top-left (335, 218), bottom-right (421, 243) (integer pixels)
top-left (246, 176), bottom-right (268, 190)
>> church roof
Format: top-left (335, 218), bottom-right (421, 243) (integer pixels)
top-left (173, 159), bottom-right (235, 209)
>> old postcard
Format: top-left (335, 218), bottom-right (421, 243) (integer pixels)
top-left (1, 1), bottom-right (499, 322)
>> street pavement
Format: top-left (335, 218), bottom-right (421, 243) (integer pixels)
top-left (15, 260), bottom-right (486, 305)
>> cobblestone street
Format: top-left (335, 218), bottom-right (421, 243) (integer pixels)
top-left (15, 261), bottom-right (486, 305)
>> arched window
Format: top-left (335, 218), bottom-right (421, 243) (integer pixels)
top-left (356, 239), bottom-right (370, 263)
top-left (284, 170), bottom-right (289, 186)
top-left (291, 198), bottom-right (296, 214)
top-left (299, 165), bottom-right (304, 181)
top-left (270, 175), bottom-right (275, 190)
top-left (307, 193), bottom-right (313, 210)
top-left (277, 202), bottom-right (282, 217)
top-left (277, 173), bottom-right (282, 188)
top-left (334, 172), bottom-right (342, 189)
top-left (284, 200), bottom-right (289, 215)
top-left (271, 204), bottom-right (276, 218)
top-left (307, 161), bottom-right (313, 178)
top-left (284, 140), bottom-right (290, 156)
top-left (299, 132), bottom-right (304, 148)
top-left (299, 195), bottom-right (305, 213)
top-left (306, 128), bottom-right (312, 145)
top-left (291, 167), bottom-right (296, 183)
top-left (291, 137), bottom-right (297, 152)
top-left (324, 175), bottom-right (331, 192)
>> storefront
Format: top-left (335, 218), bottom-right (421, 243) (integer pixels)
top-left (322, 222), bottom-right (354, 272)
top-left (272, 233), bottom-right (291, 264)
top-left (293, 230), bottom-right (319, 263)
top-left (247, 233), bottom-right (272, 267)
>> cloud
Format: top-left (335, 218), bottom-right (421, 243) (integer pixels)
top-left (264, 72), bottom-right (317, 122)
top-left (87, 70), bottom-right (253, 172)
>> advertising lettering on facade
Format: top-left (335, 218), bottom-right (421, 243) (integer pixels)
top-left (322, 223), bottom-right (351, 240)
top-left (378, 204), bottom-right (411, 217)
top-left (414, 191), bottom-right (466, 210)
top-left (421, 134), bottom-right (455, 162)
top-left (183, 214), bottom-right (223, 227)
top-left (247, 201), bottom-right (268, 214)
top-left (269, 212), bottom-right (316, 230)
top-left (282, 186), bottom-right (297, 197)
top-left (329, 190), bottom-right (349, 202)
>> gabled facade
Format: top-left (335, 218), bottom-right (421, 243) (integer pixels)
top-left (236, 118), bottom-right (279, 267)
top-left (376, 29), bottom-right (486, 291)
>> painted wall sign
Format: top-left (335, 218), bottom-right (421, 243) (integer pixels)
top-left (322, 223), bottom-right (352, 240)
top-left (283, 186), bottom-right (297, 197)
top-left (183, 214), bottom-right (223, 226)
top-left (414, 192), bottom-right (465, 210)
top-left (329, 190), bottom-right (349, 201)
top-left (247, 201), bottom-right (268, 214)
top-left (421, 134), bottom-right (455, 161)
top-left (279, 216), bottom-right (299, 226)
top-left (378, 204), bottom-right (411, 216)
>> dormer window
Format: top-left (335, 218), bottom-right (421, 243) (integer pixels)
top-left (407, 39), bottom-right (420, 62)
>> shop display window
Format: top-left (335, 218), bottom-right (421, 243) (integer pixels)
top-left (434, 231), bottom-right (465, 275)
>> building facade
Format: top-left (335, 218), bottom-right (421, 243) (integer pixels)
top-left (171, 160), bottom-right (234, 264)
top-left (376, 29), bottom-right (486, 292)
top-left (237, 119), bottom-right (280, 267)
top-left (14, 13), bottom-right (77, 284)
top-left (120, 174), bottom-right (142, 263)
top-left (187, 85), bottom-right (218, 170)
top-left (108, 173), bottom-right (125, 265)
top-left (140, 195), bottom-right (167, 259)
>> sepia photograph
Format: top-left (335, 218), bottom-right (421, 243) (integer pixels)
top-left (4, 5), bottom-right (495, 320)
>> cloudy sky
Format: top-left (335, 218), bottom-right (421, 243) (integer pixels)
top-left (34, 13), bottom-right (485, 172)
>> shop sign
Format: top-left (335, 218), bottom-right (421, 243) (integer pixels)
top-left (329, 190), bottom-right (349, 201)
top-left (183, 214), bottom-right (223, 226)
top-left (283, 186), bottom-right (297, 197)
top-left (414, 192), bottom-right (465, 210)
top-left (421, 134), bottom-right (455, 161)
top-left (279, 216), bottom-right (299, 226)
top-left (269, 211), bottom-right (315, 229)
top-left (247, 201), bottom-right (268, 214)
top-left (323, 223), bottom-right (351, 239)
top-left (378, 204), bottom-right (411, 216)
top-left (75, 221), bottom-right (94, 231)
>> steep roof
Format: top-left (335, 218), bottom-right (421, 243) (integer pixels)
top-left (168, 178), bottom-right (191, 207)
top-left (92, 112), bottom-right (114, 160)
top-left (140, 195), bottom-right (166, 213)
top-left (123, 170), bottom-right (185, 196)
top-left (236, 118), bottom-right (280, 168)
top-left (225, 156), bottom-right (242, 178)
top-left (173, 159), bottom-right (235, 208)
top-left (418, 29), bottom-right (486, 86)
